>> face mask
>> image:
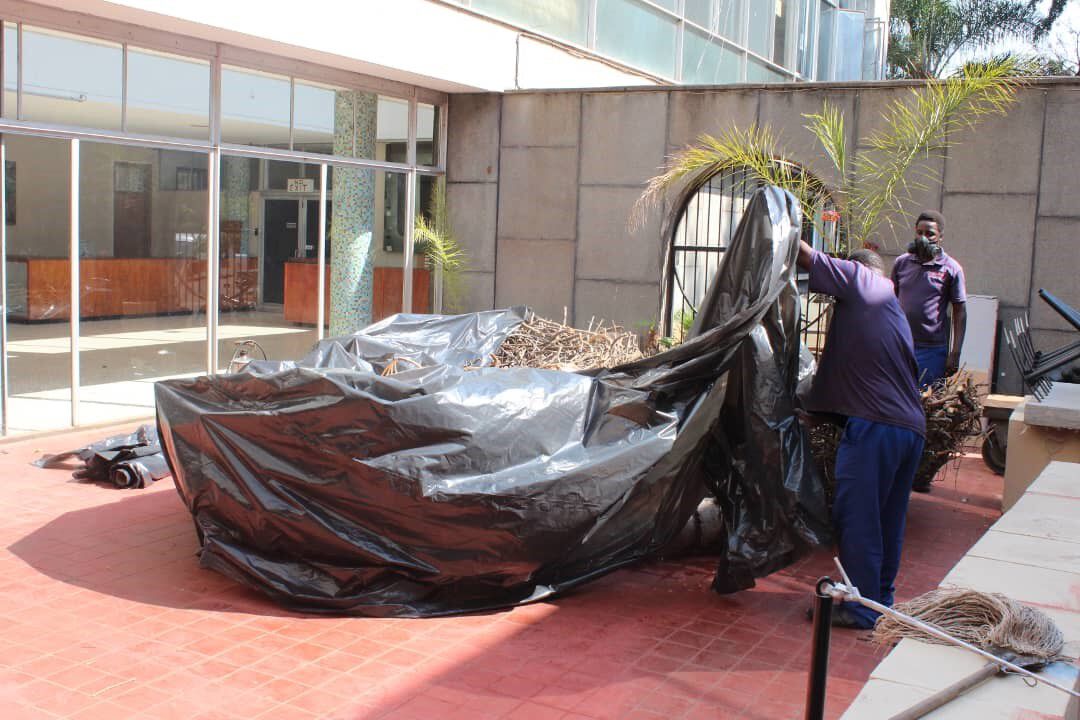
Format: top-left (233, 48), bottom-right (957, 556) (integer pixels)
top-left (907, 235), bottom-right (942, 262)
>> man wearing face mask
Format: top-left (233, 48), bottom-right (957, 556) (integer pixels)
top-left (891, 210), bottom-right (968, 391)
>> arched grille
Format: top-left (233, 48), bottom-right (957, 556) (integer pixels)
top-left (664, 169), bottom-right (838, 357)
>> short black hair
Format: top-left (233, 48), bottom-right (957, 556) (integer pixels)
top-left (916, 210), bottom-right (945, 233)
top-left (848, 248), bottom-right (885, 274)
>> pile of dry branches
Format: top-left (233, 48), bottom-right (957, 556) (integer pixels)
top-left (810, 373), bottom-right (983, 501)
top-left (489, 312), bottom-right (643, 372)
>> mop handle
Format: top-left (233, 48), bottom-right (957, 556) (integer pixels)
top-left (826, 559), bottom-right (1080, 700)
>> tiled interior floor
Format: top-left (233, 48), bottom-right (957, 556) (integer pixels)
top-left (4, 311), bottom-right (318, 435)
top-left (0, 425), bottom-right (1002, 720)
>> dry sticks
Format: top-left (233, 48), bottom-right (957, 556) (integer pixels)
top-left (489, 312), bottom-right (643, 372)
top-left (810, 372), bottom-right (984, 499)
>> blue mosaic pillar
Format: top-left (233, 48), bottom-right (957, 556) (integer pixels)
top-left (329, 91), bottom-right (377, 336)
top-left (220, 156), bottom-right (251, 253)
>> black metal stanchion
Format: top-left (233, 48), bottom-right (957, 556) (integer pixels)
top-left (805, 576), bottom-right (834, 720)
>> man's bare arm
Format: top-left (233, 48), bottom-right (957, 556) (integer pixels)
top-left (946, 303), bottom-right (967, 376)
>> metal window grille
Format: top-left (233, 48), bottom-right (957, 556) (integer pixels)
top-left (664, 167), bottom-right (834, 358)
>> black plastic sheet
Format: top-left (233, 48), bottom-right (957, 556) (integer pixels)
top-left (155, 186), bottom-right (829, 617)
top-left (34, 424), bottom-right (170, 489)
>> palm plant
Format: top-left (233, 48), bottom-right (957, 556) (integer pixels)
top-left (888, 0), bottom-right (1044, 79)
top-left (414, 178), bottom-right (468, 312)
top-left (636, 57), bottom-right (1025, 254)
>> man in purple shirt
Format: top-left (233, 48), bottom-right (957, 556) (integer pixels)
top-left (891, 210), bottom-right (967, 388)
top-left (798, 240), bottom-right (926, 629)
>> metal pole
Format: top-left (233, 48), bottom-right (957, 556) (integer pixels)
top-left (316, 162), bottom-right (327, 339)
top-left (0, 137), bottom-right (8, 435)
top-left (69, 138), bottom-right (79, 427)
top-left (805, 576), bottom-right (834, 720)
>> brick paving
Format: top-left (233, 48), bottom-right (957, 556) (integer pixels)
top-left (0, 423), bottom-right (1001, 719)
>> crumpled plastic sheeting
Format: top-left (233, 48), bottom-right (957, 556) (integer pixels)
top-left (34, 424), bottom-right (171, 489)
top-left (155, 186), bottom-right (829, 617)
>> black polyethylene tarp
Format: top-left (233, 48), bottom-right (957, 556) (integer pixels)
top-left (155, 186), bottom-right (829, 617)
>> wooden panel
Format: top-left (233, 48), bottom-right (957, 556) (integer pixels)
top-left (283, 263), bottom-right (431, 327)
top-left (17, 257), bottom-right (258, 321)
top-left (283, 262), bottom-right (329, 325)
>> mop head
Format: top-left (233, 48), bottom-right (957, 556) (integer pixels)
top-left (872, 587), bottom-right (1065, 662)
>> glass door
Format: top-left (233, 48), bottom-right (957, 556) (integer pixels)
top-left (2, 134), bottom-right (73, 435)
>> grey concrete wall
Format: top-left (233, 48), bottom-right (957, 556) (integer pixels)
top-left (447, 79), bottom-right (1080, 393)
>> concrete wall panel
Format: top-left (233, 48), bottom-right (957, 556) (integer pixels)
top-left (447, 93), bottom-right (501, 183)
top-left (666, 89), bottom-right (759, 151)
top-left (1037, 87), bottom-right (1080, 217)
top-left (454, 270), bottom-right (495, 313)
top-left (945, 89), bottom-right (1044, 196)
top-left (854, 86), bottom-right (911, 143)
top-left (573, 279), bottom-right (660, 331)
top-left (495, 238), bottom-right (575, 320)
top-left (757, 89), bottom-right (857, 189)
top-left (447, 182), bottom-right (497, 272)
top-left (497, 147), bottom-right (578, 240)
top-left (580, 92), bottom-right (668, 186)
top-left (576, 186), bottom-right (660, 283)
top-left (1030, 217), bottom-right (1080, 332)
top-left (941, 193), bottom-right (1036, 307)
top-left (501, 93), bottom-right (580, 147)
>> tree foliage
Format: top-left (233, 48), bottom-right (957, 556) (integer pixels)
top-left (888, 0), bottom-right (1044, 78)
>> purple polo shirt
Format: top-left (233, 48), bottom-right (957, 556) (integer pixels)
top-left (891, 251), bottom-right (967, 348)
top-left (803, 250), bottom-right (926, 437)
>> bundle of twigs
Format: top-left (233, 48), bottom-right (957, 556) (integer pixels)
top-left (873, 587), bottom-right (1064, 662)
top-left (810, 372), bottom-right (983, 501)
top-left (490, 312), bottom-right (643, 371)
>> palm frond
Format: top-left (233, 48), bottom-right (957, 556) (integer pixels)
top-left (849, 56), bottom-right (1024, 246)
top-left (415, 179), bottom-right (469, 311)
top-left (634, 125), bottom-right (830, 234)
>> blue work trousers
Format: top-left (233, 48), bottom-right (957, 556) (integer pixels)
top-left (914, 344), bottom-right (948, 388)
top-left (832, 417), bottom-right (925, 628)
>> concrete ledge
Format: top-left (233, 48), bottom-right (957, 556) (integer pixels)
top-left (1003, 401), bottom-right (1080, 511)
top-left (841, 461), bottom-right (1080, 719)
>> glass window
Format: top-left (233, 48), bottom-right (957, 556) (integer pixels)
top-left (651, 0), bottom-right (678, 9)
top-left (218, 155), bottom-right (320, 370)
top-left (126, 47), bottom-right (210, 140)
top-left (77, 143), bottom-right (209, 424)
top-left (292, 80), bottom-right (337, 155)
top-left (834, 9), bottom-right (865, 80)
top-left (21, 26), bottom-right (122, 130)
top-left (685, 0), bottom-right (714, 30)
top-left (773, 0), bottom-right (793, 67)
top-left (377, 96), bottom-right (409, 148)
top-left (797, 0), bottom-right (819, 78)
top-left (817, 3), bottom-right (835, 80)
top-left (746, 57), bottom-right (788, 83)
top-left (746, 1), bottom-right (771, 58)
top-left (471, 0), bottom-right (589, 45)
top-left (4, 134), bottom-right (73, 435)
top-left (266, 161), bottom-right (323, 191)
top-left (682, 28), bottom-right (741, 84)
top-left (596, 0), bottom-right (678, 78)
top-left (718, 0), bottom-right (745, 43)
top-left (221, 66), bottom-right (291, 149)
top-left (417, 103), bottom-right (439, 167)
top-left (3, 23), bottom-right (16, 118)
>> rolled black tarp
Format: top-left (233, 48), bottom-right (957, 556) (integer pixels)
top-left (155, 186), bottom-right (829, 617)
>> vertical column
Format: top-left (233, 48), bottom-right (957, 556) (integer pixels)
top-left (329, 90), bottom-right (377, 336)
top-left (220, 158), bottom-right (251, 237)
top-left (69, 139), bottom-right (80, 427)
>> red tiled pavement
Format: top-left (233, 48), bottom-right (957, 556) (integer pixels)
top-left (0, 424), bottom-right (1002, 719)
